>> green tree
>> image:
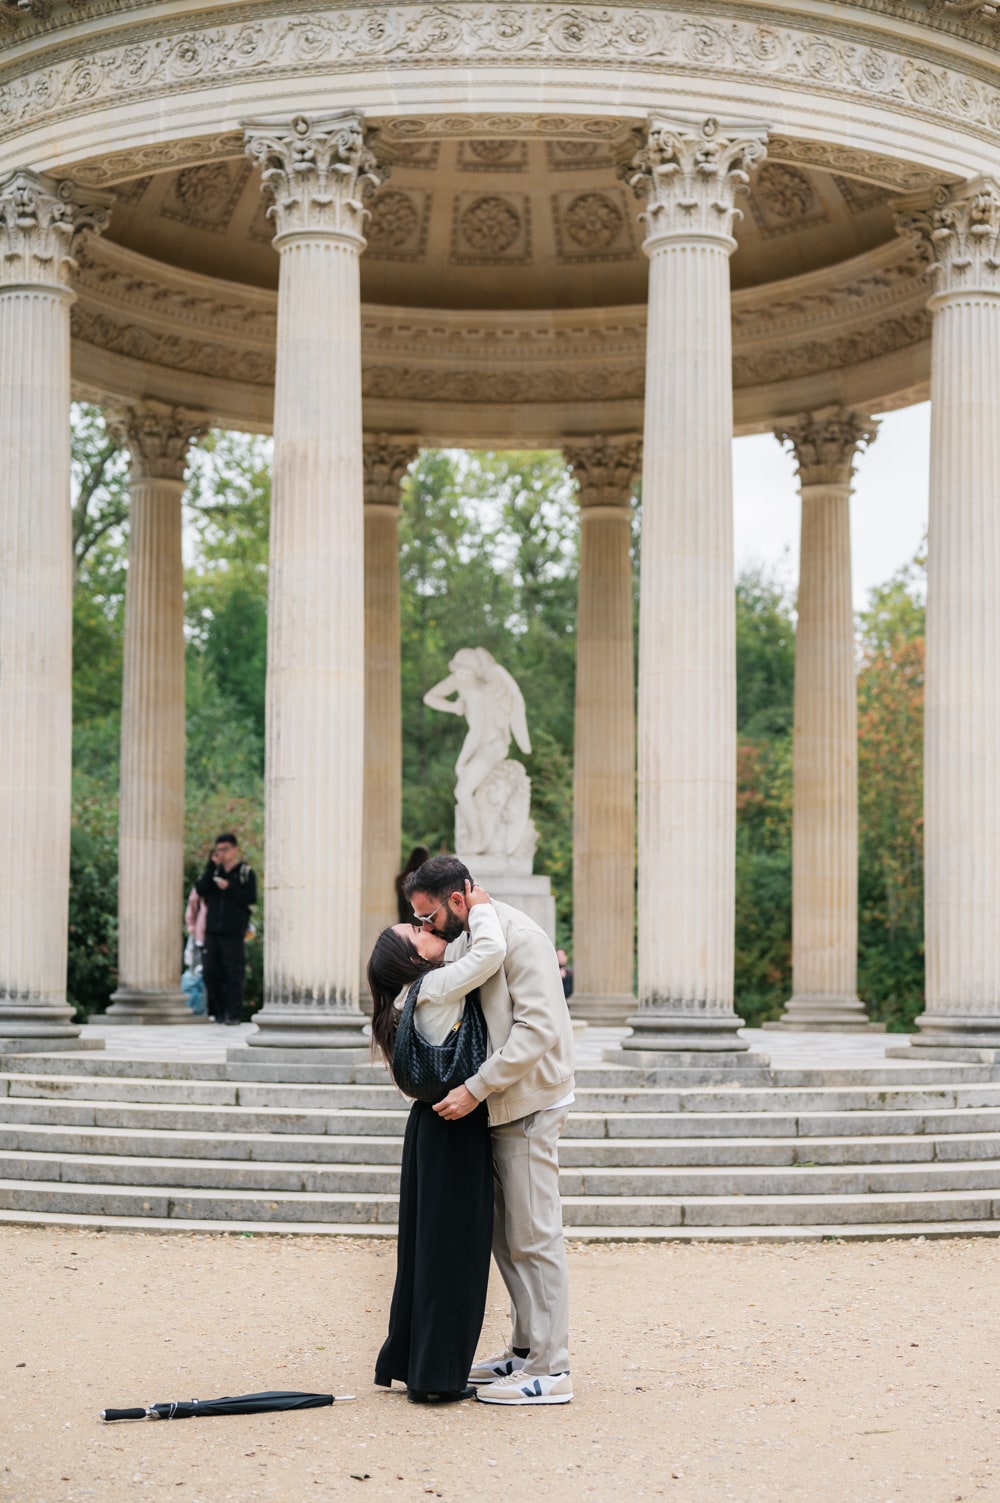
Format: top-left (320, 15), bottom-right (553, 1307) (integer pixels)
top-left (856, 554), bottom-right (925, 1027)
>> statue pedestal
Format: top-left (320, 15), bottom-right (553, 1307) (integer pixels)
top-left (461, 856), bottom-right (556, 942)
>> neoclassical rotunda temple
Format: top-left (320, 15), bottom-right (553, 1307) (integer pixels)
top-left (1, 0), bottom-right (999, 1059)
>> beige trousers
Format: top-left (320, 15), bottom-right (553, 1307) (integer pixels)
top-left (490, 1106), bottom-right (571, 1376)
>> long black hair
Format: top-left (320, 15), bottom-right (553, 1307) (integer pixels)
top-left (367, 926), bottom-right (436, 1069)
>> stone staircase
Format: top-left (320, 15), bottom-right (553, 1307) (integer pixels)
top-left (4, 1049), bottom-right (1000, 1239)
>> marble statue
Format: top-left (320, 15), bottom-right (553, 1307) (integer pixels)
top-left (423, 648), bottom-right (538, 863)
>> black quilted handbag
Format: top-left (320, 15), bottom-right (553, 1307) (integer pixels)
top-left (391, 978), bottom-right (488, 1104)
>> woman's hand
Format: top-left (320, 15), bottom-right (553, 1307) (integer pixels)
top-left (464, 879), bottom-right (491, 908)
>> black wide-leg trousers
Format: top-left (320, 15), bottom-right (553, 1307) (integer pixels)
top-left (375, 1099), bottom-right (493, 1394)
top-left (202, 933), bottom-right (245, 1023)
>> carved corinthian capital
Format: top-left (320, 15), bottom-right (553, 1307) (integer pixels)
top-left (623, 117), bottom-right (768, 250)
top-left (776, 409), bottom-right (879, 488)
top-left (363, 434), bottom-right (419, 509)
top-left (0, 170), bottom-right (110, 290)
top-left (564, 435), bottom-right (642, 508)
top-left (243, 112), bottom-right (386, 246)
top-left (896, 177), bottom-right (1000, 295)
top-left (107, 400), bottom-right (206, 481)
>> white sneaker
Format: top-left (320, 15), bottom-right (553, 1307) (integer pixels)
top-left (475, 1370), bottom-right (573, 1406)
top-left (468, 1351), bottom-right (526, 1385)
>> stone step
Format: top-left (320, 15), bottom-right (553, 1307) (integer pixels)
top-left (0, 1053), bottom-right (389, 1085)
top-left (1, 1205), bottom-right (999, 1242)
top-left (2, 1177), bottom-right (1000, 1228)
top-left (5, 1148), bottom-right (1000, 1199)
top-left (9, 1120), bottom-right (1000, 1169)
top-left (10, 1070), bottom-right (1000, 1114)
top-left (10, 1094), bottom-right (1000, 1142)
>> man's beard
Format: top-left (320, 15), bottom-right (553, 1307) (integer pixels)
top-left (435, 908), bottom-right (466, 943)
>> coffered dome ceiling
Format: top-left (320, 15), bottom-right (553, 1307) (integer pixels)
top-left (104, 127), bottom-right (897, 311)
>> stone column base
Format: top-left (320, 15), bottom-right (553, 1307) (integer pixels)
top-left (246, 1005), bottom-right (368, 1050)
top-left (907, 1013), bottom-right (1000, 1051)
top-left (764, 994), bottom-right (883, 1032)
top-left (603, 1046), bottom-right (771, 1078)
top-left (620, 1011), bottom-right (753, 1054)
top-left (0, 1002), bottom-right (84, 1045)
top-left (570, 992), bottom-right (634, 1026)
top-left (103, 988), bottom-right (196, 1025)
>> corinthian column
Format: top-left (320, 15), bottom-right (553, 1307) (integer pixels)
top-left (619, 117), bottom-right (768, 1061)
top-left (0, 171), bottom-right (109, 1046)
top-left (897, 180), bottom-right (1000, 1050)
top-left (362, 435), bottom-right (418, 986)
top-left (564, 435), bottom-right (640, 1025)
top-left (103, 404), bottom-right (204, 1025)
top-left (243, 113), bottom-right (385, 1049)
top-left (770, 410), bottom-right (878, 1031)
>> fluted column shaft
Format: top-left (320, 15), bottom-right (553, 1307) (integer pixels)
top-left (565, 436), bottom-right (639, 1024)
top-left (244, 113), bottom-right (384, 1048)
top-left (0, 171), bottom-right (108, 1043)
top-left (104, 406), bottom-right (203, 1024)
top-left (622, 117), bottom-right (767, 1056)
top-left (362, 437), bottom-right (417, 988)
top-left (899, 180), bottom-right (1000, 1048)
top-left (773, 412), bottom-right (876, 1031)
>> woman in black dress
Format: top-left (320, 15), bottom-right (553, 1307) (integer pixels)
top-left (367, 883), bottom-right (504, 1404)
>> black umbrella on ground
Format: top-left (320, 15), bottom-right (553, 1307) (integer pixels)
top-left (102, 1390), bottom-right (355, 1421)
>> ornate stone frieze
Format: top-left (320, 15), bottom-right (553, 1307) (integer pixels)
top-left (0, 169), bottom-right (108, 287)
top-left (775, 407), bottom-right (879, 487)
top-left (5, 7), bottom-right (1000, 160)
top-left (897, 175), bottom-right (1000, 292)
top-left (106, 399), bottom-right (205, 479)
top-left (563, 434), bottom-right (642, 506)
top-left (71, 305), bottom-right (277, 384)
top-left (243, 112), bottom-right (385, 245)
top-left (69, 133), bottom-right (245, 189)
top-left (625, 118), bottom-right (768, 249)
top-left (362, 434), bottom-right (419, 506)
top-left (362, 364), bottom-right (645, 403)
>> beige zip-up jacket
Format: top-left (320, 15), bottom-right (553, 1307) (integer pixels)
top-left (455, 899), bottom-right (576, 1126)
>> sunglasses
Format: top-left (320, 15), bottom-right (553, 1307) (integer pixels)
top-left (412, 900), bottom-right (446, 927)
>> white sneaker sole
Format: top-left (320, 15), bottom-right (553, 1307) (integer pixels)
top-left (475, 1390), bottom-right (572, 1406)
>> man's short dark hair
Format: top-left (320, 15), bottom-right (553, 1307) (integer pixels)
top-left (403, 854), bottom-right (471, 902)
top-left (215, 832), bottom-right (238, 846)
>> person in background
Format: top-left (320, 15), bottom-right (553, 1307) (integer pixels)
top-left (395, 845), bottom-right (430, 925)
top-left (195, 833), bottom-right (257, 1026)
top-left (556, 949), bottom-right (574, 1002)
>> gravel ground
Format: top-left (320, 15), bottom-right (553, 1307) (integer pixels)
top-left (2, 1226), bottom-right (999, 1503)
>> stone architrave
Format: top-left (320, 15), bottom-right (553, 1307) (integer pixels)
top-left (0, 171), bottom-right (110, 1047)
top-left (564, 434), bottom-right (640, 1026)
top-left (897, 179), bottom-right (1000, 1050)
top-left (103, 402), bottom-right (205, 1025)
top-left (620, 117), bottom-right (768, 1060)
top-left (243, 113), bottom-right (385, 1049)
top-left (361, 434), bottom-right (418, 984)
top-left (770, 409), bottom-right (879, 1032)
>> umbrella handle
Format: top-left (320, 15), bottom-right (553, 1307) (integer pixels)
top-left (101, 1408), bottom-right (150, 1422)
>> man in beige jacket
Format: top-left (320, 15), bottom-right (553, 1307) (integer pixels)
top-left (405, 854), bottom-right (576, 1406)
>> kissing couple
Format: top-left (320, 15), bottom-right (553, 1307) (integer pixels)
top-left (367, 853), bottom-right (575, 1406)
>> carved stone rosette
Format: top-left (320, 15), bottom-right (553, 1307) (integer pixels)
top-left (361, 434), bottom-right (419, 1008)
top-left (104, 402), bottom-right (205, 1025)
top-left (564, 435), bottom-right (639, 1024)
top-left (243, 112), bottom-right (386, 247)
top-left (0, 170), bottom-right (110, 290)
top-left (771, 410), bottom-right (879, 1033)
top-left (624, 116), bottom-right (768, 251)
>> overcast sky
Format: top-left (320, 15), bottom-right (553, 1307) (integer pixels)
top-left (732, 401), bottom-right (930, 610)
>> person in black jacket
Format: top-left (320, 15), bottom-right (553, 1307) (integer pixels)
top-left (195, 833), bottom-right (257, 1025)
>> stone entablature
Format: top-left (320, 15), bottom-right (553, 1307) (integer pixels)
top-left (3, 4), bottom-right (1000, 186)
top-left (68, 222), bottom-right (936, 435)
